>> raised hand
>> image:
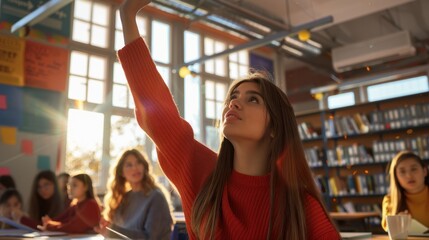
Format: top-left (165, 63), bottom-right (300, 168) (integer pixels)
top-left (119, 0), bottom-right (152, 44)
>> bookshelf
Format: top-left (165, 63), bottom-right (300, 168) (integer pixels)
top-left (297, 92), bottom-right (429, 232)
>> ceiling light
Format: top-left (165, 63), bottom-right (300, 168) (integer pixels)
top-left (282, 45), bottom-right (303, 56)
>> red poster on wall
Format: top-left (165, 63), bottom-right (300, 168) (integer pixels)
top-left (25, 40), bottom-right (69, 92)
top-left (0, 35), bottom-right (25, 86)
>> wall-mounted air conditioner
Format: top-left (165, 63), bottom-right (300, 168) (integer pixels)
top-left (332, 31), bottom-right (416, 73)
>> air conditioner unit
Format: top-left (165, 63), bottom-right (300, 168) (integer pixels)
top-left (332, 31), bottom-right (416, 73)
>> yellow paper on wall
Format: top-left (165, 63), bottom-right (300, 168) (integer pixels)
top-left (0, 126), bottom-right (17, 145)
top-left (0, 35), bottom-right (25, 86)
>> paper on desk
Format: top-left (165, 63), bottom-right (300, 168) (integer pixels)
top-left (409, 218), bottom-right (429, 234)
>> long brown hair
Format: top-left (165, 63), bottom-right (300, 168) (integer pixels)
top-left (28, 170), bottom-right (62, 220)
top-left (387, 151), bottom-right (429, 214)
top-left (103, 149), bottom-right (158, 221)
top-left (191, 72), bottom-right (333, 239)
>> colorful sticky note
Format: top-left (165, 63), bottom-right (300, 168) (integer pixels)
top-left (0, 95), bottom-right (6, 110)
top-left (0, 167), bottom-right (10, 175)
top-left (37, 155), bottom-right (51, 170)
top-left (0, 126), bottom-right (17, 145)
top-left (21, 139), bottom-right (33, 155)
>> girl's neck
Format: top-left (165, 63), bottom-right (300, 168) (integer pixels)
top-left (232, 140), bottom-right (270, 176)
top-left (75, 195), bottom-right (87, 203)
top-left (130, 182), bottom-right (143, 192)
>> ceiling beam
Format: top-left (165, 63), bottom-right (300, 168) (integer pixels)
top-left (181, 15), bottom-right (333, 68)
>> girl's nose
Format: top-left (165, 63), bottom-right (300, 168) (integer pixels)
top-left (229, 98), bottom-right (241, 109)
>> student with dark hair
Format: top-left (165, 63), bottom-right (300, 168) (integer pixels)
top-left (117, 1), bottom-right (340, 239)
top-left (382, 151), bottom-right (429, 231)
top-left (95, 149), bottom-right (172, 239)
top-left (39, 173), bottom-right (101, 233)
top-left (0, 189), bottom-right (24, 229)
top-left (0, 175), bottom-right (16, 195)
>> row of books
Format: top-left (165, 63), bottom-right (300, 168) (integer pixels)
top-left (302, 102), bottom-right (429, 140)
top-left (304, 135), bottom-right (428, 167)
top-left (372, 135), bottom-right (429, 163)
top-left (369, 102), bottom-right (429, 131)
top-left (334, 202), bottom-right (382, 226)
top-left (315, 173), bottom-right (388, 197)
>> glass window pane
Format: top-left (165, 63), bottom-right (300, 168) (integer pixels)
top-left (92, 3), bottom-right (109, 26)
top-left (152, 21), bottom-right (170, 64)
top-left (229, 52), bottom-right (237, 62)
top-left (205, 60), bottom-right (214, 74)
top-left (136, 16), bottom-right (147, 37)
top-left (74, 0), bottom-right (91, 21)
top-left (205, 100), bottom-right (215, 119)
top-left (215, 58), bottom-right (225, 76)
top-left (239, 50), bottom-right (248, 65)
top-left (66, 109), bottom-right (104, 186)
top-left (68, 76), bottom-right (87, 100)
top-left (215, 41), bottom-right (225, 53)
top-left (70, 51), bottom-right (88, 76)
top-left (156, 65), bottom-right (170, 87)
top-left (113, 62), bottom-right (127, 84)
top-left (216, 102), bottom-right (223, 120)
top-left (72, 20), bottom-right (90, 44)
top-left (128, 89), bottom-right (135, 109)
top-left (113, 84), bottom-right (127, 108)
top-left (87, 79), bottom-right (104, 104)
top-left (367, 76), bottom-right (429, 102)
top-left (204, 38), bottom-right (213, 55)
top-left (184, 31), bottom-right (200, 62)
top-left (110, 115), bottom-right (147, 160)
top-left (216, 83), bottom-right (226, 101)
top-left (327, 92), bottom-right (355, 109)
top-left (115, 10), bottom-right (122, 30)
top-left (115, 30), bottom-right (124, 50)
top-left (205, 125), bottom-right (219, 151)
top-left (239, 65), bottom-right (248, 78)
top-left (184, 75), bottom-right (202, 141)
top-left (205, 81), bottom-right (214, 99)
top-left (230, 62), bottom-right (238, 80)
top-left (89, 55), bottom-right (106, 80)
top-left (91, 25), bottom-right (108, 48)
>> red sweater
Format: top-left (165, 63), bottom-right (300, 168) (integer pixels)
top-left (118, 38), bottom-right (340, 240)
top-left (46, 198), bottom-right (100, 233)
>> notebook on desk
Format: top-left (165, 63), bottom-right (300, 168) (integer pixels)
top-left (340, 232), bottom-right (372, 239)
top-left (0, 216), bottom-right (66, 237)
top-left (409, 218), bottom-right (429, 235)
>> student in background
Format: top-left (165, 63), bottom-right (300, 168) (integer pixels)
top-left (0, 175), bottom-right (16, 196)
top-left (16, 170), bottom-right (63, 229)
top-left (95, 149), bottom-right (172, 240)
top-left (39, 173), bottom-right (101, 233)
top-left (382, 151), bottom-right (429, 231)
top-left (118, 1), bottom-right (340, 239)
top-left (0, 189), bottom-right (24, 229)
top-left (57, 172), bottom-right (71, 208)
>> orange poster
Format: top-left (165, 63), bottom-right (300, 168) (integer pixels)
top-left (0, 34), bottom-right (25, 86)
top-left (25, 40), bottom-right (69, 92)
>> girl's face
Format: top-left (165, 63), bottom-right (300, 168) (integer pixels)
top-left (0, 196), bottom-right (21, 218)
top-left (37, 178), bottom-right (55, 200)
top-left (222, 82), bottom-right (270, 143)
top-left (67, 178), bottom-right (87, 200)
top-left (395, 158), bottom-right (428, 194)
top-left (122, 154), bottom-right (144, 185)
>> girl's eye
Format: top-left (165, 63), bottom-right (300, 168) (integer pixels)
top-left (249, 96), bottom-right (259, 103)
top-left (230, 94), bottom-right (237, 100)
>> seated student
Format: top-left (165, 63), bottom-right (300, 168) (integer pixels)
top-left (0, 189), bottom-right (24, 229)
top-left (382, 151), bottom-right (429, 231)
top-left (0, 175), bottom-right (16, 196)
top-left (16, 170), bottom-right (63, 229)
top-left (39, 173), bottom-right (100, 233)
top-left (95, 149), bottom-right (173, 239)
top-left (57, 172), bottom-right (72, 209)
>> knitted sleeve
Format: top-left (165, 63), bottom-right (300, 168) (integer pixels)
top-left (305, 195), bottom-right (341, 240)
top-left (117, 38), bottom-right (217, 210)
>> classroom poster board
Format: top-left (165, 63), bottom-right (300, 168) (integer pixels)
top-left (0, 35), bottom-right (25, 86)
top-left (0, 84), bottom-right (23, 127)
top-left (25, 41), bottom-right (69, 92)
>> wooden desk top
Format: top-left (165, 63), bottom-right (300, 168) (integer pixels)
top-left (330, 211), bottom-right (380, 220)
top-left (372, 235), bottom-right (429, 239)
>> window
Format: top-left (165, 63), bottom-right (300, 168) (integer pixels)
top-left (72, 0), bottom-right (111, 48)
top-left (327, 92), bottom-right (355, 109)
top-left (204, 80), bottom-right (227, 150)
top-left (66, 109), bottom-right (104, 186)
top-left (204, 37), bottom-right (226, 76)
top-left (114, 10), bottom-right (147, 50)
top-left (112, 62), bottom-right (134, 108)
top-left (229, 48), bottom-right (249, 80)
top-left (68, 51), bottom-right (107, 104)
top-left (367, 75), bottom-right (429, 102)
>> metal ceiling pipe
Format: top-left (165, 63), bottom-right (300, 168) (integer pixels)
top-left (215, 0), bottom-right (290, 31)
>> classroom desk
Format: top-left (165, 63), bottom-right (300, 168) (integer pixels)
top-left (371, 235), bottom-right (429, 239)
top-left (330, 211), bottom-right (380, 232)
